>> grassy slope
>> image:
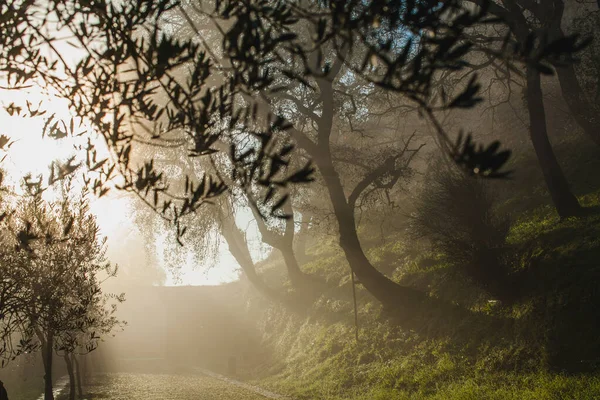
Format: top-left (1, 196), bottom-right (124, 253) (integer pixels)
top-left (243, 134), bottom-right (600, 399)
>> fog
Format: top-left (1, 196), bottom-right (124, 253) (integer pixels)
top-left (1, 1), bottom-right (600, 399)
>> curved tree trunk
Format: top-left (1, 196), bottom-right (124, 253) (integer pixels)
top-left (304, 45), bottom-right (433, 311)
top-left (463, 0), bottom-right (583, 217)
top-left (248, 199), bottom-right (307, 287)
top-left (291, 49), bottom-right (432, 312)
top-left (526, 66), bottom-right (582, 218)
top-left (545, 2), bottom-right (600, 147)
top-left (279, 201), bottom-right (306, 287)
top-left (316, 154), bottom-right (431, 311)
top-left (280, 243), bottom-right (305, 286)
top-left (64, 354), bottom-right (76, 400)
top-left (219, 207), bottom-right (282, 301)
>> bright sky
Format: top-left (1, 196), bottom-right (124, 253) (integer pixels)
top-left (0, 87), bottom-right (253, 287)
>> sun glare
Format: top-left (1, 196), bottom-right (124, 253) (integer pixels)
top-left (0, 85), bottom-right (245, 287)
top-left (161, 240), bottom-right (242, 287)
top-left (0, 88), bottom-right (80, 186)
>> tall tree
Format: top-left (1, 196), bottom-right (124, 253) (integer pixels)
top-left (461, 0), bottom-right (591, 217)
top-left (183, 1), bottom-right (505, 311)
top-left (465, 0), bottom-right (600, 146)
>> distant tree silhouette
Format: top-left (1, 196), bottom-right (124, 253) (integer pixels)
top-left (461, 0), bottom-right (594, 217)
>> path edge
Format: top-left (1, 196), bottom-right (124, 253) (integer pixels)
top-left (193, 367), bottom-right (294, 400)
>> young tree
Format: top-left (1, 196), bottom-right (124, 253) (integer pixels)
top-left (3, 185), bottom-right (123, 400)
top-left (411, 158), bottom-right (511, 301)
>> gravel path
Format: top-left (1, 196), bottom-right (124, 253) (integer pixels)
top-left (36, 376), bottom-right (69, 400)
top-left (60, 372), bottom-right (277, 400)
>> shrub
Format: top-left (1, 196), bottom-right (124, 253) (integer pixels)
top-left (410, 159), bottom-right (512, 301)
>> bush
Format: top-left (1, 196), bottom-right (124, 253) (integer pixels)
top-left (410, 159), bottom-right (512, 301)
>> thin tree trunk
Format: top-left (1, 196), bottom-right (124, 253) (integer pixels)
top-left (223, 226), bottom-right (276, 298)
top-left (526, 66), bottom-right (582, 218)
top-left (546, 2), bottom-right (600, 147)
top-left (81, 352), bottom-right (88, 378)
top-left (555, 64), bottom-right (600, 146)
top-left (280, 201), bottom-right (306, 287)
top-left (73, 354), bottom-right (83, 398)
top-left (43, 332), bottom-right (54, 400)
top-left (461, 0), bottom-right (585, 217)
top-left (248, 197), bottom-right (307, 287)
top-left (64, 354), bottom-right (76, 400)
top-left (220, 209), bottom-right (282, 300)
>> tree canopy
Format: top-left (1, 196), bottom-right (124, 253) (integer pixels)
top-left (0, 0), bottom-right (591, 307)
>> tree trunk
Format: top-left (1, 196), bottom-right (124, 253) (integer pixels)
top-left (248, 198), bottom-right (307, 287)
top-left (316, 154), bottom-right (430, 311)
top-left (280, 201), bottom-right (306, 287)
top-left (526, 66), bottom-right (582, 218)
top-left (43, 332), bottom-right (54, 400)
top-left (73, 354), bottom-right (83, 398)
top-left (555, 63), bottom-right (600, 146)
top-left (81, 352), bottom-right (89, 378)
top-left (307, 54), bottom-right (431, 312)
top-left (64, 354), bottom-right (76, 400)
top-left (546, 3), bottom-right (600, 147)
top-left (220, 210), bottom-right (282, 300)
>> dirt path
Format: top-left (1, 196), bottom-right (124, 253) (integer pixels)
top-left (48, 372), bottom-right (287, 400)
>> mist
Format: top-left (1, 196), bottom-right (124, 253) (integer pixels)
top-left (1, 1), bottom-right (600, 399)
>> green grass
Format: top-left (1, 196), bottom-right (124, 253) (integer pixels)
top-left (253, 305), bottom-right (600, 399)
top-left (251, 203), bottom-right (599, 397)
top-left (242, 135), bottom-right (600, 399)
top-left (355, 374), bottom-right (600, 400)
top-left (250, 203), bottom-right (600, 398)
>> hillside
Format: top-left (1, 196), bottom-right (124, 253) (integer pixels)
top-left (231, 134), bottom-right (600, 399)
